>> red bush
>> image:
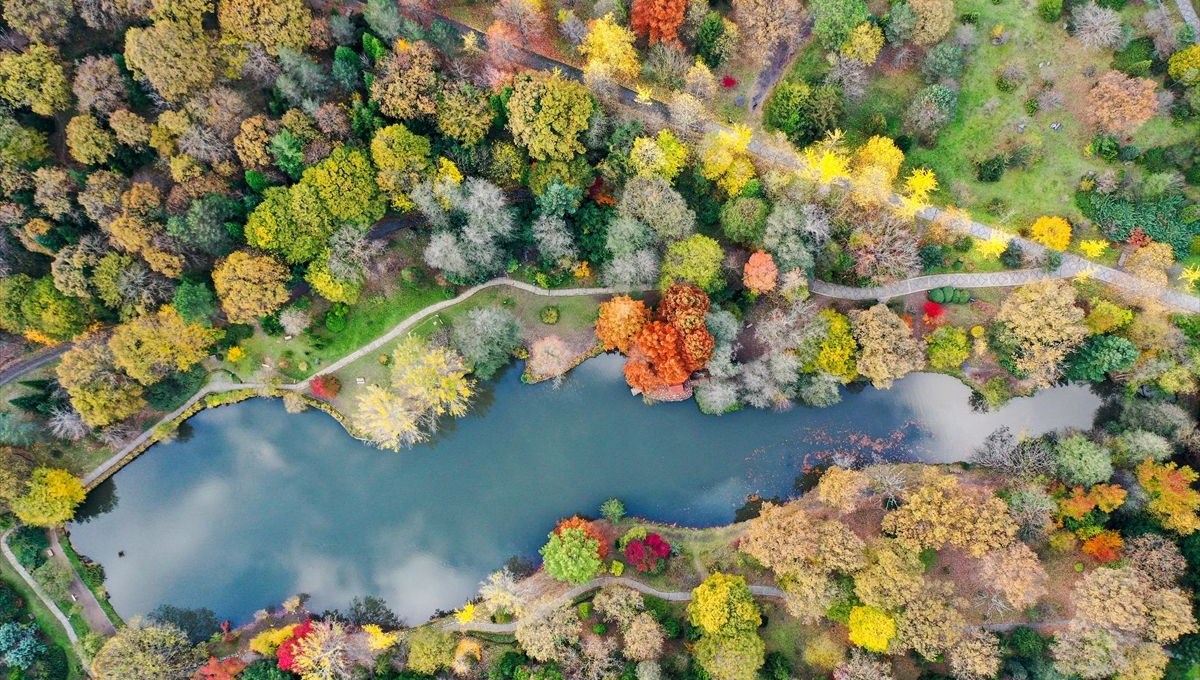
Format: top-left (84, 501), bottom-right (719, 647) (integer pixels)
top-left (923, 301), bottom-right (944, 318)
top-left (625, 533), bottom-right (671, 572)
top-left (721, 76), bottom-right (737, 88)
top-left (310, 375), bottom-right (341, 400)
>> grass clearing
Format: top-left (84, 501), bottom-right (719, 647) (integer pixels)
top-left (0, 548), bottom-right (84, 679)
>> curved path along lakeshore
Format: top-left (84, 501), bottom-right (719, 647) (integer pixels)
top-left (79, 267), bottom-right (1090, 490)
top-left (440, 574), bottom-right (1065, 635)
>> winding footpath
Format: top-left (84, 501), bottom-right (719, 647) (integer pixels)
top-left (439, 574), bottom-right (1065, 635)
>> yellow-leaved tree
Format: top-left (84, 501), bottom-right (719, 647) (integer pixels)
top-left (699, 125), bottom-right (755, 196)
top-left (12, 468), bottom-right (85, 527)
top-left (1029, 216), bottom-right (1071, 251)
top-left (354, 335), bottom-right (474, 451)
top-left (579, 14), bottom-right (640, 79)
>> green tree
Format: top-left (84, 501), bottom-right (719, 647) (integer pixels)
top-left (0, 623), bottom-right (44, 670)
top-left (812, 0), bottom-right (870, 49)
top-left (11, 468), bottom-right (85, 527)
top-left (506, 71), bottom-right (594, 161)
top-left (1055, 435), bottom-right (1113, 487)
top-left (66, 114), bottom-right (117, 165)
top-left (1063, 334), bottom-right (1138, 383)
top-left (540, 527), bottom-right (603, 584)
top-left (21, 277), bottom-right (89, 342)
top-left (660, 234), bottom-right (724, 293)
top-left (720, 197), bottom-right (769, 246)
top-left (217, 0), bottom-right (311, 55)
top-left (167, 194), bottom-right (241, 257)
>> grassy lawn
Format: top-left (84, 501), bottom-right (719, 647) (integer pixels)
top-left (325, 287), bottom-right (603, 417)
top-left (903, 0), bottom-right (1200, 226)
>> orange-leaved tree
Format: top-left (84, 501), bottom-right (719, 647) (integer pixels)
top-left (631, 0), bottom-right (687, 45)
top-left (596, 295), bottom-right (651, 353)
top-left (1137, 460), bottom-right (1200, 535)
top-left (743, 251), bottom-right (778, 294)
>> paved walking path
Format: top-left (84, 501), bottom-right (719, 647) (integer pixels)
top-left (48, 529), bottom-right (116, 636)
top-left (0, 344), bottom-right (70, 388)
top-left (809, 267), bottom-right (1074, 301)
top-left (0, 528), bottom-right (78, 644)
top-left (1174, 0), bottom-right (1200, 35)
top-left (440, 575), bottom-right (787, 633)
top-left (437, 12), bottom-right (1200, 315)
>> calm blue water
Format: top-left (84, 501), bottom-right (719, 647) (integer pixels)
top-left (69, 354), bottom-right (1100, 624)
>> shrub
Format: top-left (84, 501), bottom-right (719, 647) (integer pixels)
top-left (540, 306), bottom-right (560, 325)
top-left (324, 303), bottom-right (349, 333)
top-left (1038, 0), bottom-right (1062, 21)
top-left (310, 375), bottom-right (341, 400)
top-left (976, 154), bottom-right (1007, 182)
top-left (847, 606), bottom-right (895, 652)
top-left (1000, 240), bottom-right (1024, 268)
top-left (927, 326), bottom-right (969, 371)
top-left (1075, 191), bottom-right (1196, 258)
top-left (601, 498), bottom-right (625, 523)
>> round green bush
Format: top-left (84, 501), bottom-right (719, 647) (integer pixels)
top-left (930, 288), bottom-right (946, 303)
top-left (540, 306), bottom-right (560, 325)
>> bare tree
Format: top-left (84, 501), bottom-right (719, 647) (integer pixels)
top-left (1073, 2), bottom-right (1124, 50)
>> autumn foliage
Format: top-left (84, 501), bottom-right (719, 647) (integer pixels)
top-left (625, 533), bottom-right (671, 572)
top-left (1081, 530), bottom-right (1124, 563)
top-left (310, 375), bottom-right (342, 400)
top-left (621, 285), bottom-right (716, 393)
top-left (555, 516), bottom-right (609, 558)
top-left (1137, 460), bottom-right (1200, 535)
top-left (276, 620), bottom-right (313, 671)
top-left (631, 0), bottom-right (688, 45)
top-left (743, 251), bottom-right (778, 294)
top-left (196, 657), bottom-right (247, 680)
top-left (596, 295), bottom-right (651, 353)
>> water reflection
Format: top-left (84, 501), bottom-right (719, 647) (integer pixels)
top-left (70, 355), bottom-right (1101, 624)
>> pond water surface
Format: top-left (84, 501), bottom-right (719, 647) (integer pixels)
top-left (69, 355), bottom-right (1102, 624)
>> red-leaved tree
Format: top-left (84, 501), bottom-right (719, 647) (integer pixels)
top-left (276, 620), bottom-right (313, 671)
top-left (625, 533), bottom-right (671, 572)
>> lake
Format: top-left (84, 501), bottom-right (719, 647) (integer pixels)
top-left (69, 354), bottom-right (1101, 624)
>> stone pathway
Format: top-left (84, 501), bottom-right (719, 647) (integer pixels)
top-left (809, 268), bottom-right (1072, 301)
top-left (0, 528), bottom-right (78, 644)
